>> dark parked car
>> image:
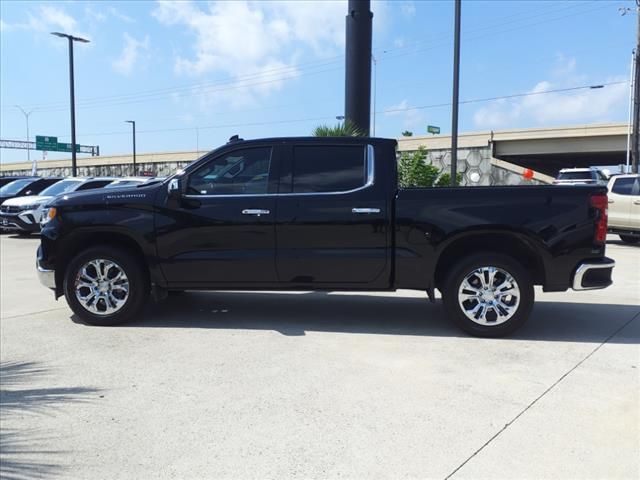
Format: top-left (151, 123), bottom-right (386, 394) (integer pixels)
top-left (0, 177), bottom-right (62, 205)
top-left (37, 137), bottom-right (615, 337)
top-left (0, 176), bottom-right (32, 188)
top-left (1, 177), bottom-right (117, 234)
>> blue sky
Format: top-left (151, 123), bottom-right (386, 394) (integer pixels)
top-left (0, 0), bottom-right (634, 163)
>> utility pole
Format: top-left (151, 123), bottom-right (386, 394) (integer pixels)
top-left (345, 0), bottom-right (373, 136)
top-left (450, 0), bottom-right (461, 185)
top-left (632, 1), bottom-right (640, 174)
top-left (125, 120), bottom-right (136, 175)
top-left (51, 32), bottom-right (90, 177)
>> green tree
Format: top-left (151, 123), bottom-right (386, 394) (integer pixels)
top-left (401, 130), bottom-right (413, 137)
top-left (313, 120), bottom-right (364, 137)
top-left (398, 147), bottom-right (464, 188)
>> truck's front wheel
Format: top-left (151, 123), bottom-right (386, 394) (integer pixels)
top-left (442, 253), bottom-right (534, 337)
top-left (64, 246), bottom-right (149, 326)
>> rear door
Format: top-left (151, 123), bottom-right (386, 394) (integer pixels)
top-left (608, 177), bottom-right (635, 229)
top-left (275, 142), bottom-right (389, 286)
top-left (155, 145), bottom-right (280, 286)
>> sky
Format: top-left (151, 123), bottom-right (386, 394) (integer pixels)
top-left (0, 0), bottom-right (634, 163)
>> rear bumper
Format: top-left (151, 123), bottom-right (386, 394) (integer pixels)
top-left (572, 257), bottom-right (615, 291)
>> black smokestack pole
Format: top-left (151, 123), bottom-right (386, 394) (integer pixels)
top-left (345, 0), bottom-right (373, 136)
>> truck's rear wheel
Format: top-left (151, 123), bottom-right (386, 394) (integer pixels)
top-left (442, 253), bottom-right (534, 337)
top-left (64, 246), bottom-right (149, 326)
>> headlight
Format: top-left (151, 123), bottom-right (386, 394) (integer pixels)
top-left (20, 203), bottom-right (41, 211)
top-left (41, 207), bottom-right (57, 225)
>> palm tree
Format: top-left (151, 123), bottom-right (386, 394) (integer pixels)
top-left (312, 120), bottom-right (364, 137)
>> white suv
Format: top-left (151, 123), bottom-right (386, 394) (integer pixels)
top-left (554, 167), bottom-right (609, 186)
top-left (607, 174), bottom-right (640, 244)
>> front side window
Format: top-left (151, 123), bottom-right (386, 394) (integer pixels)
top-left (612, 177), bottom-right (635, 195)
top-left (187, 147), bottom-right (272, 195)
top-left (292, 145), bottom-right (366, 193)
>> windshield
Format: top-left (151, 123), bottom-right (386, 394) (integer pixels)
top-left (558, 171), bottom-right (593, 181)
top-left (0, 179), bottom-right (33, 195)
top-left (104, 180), bottom-right (144, 188)
top-left (39, 179), bottom-right (82, 196)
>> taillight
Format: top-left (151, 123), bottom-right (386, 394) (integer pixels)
top-left (590, 193), bottom-right (608, 245)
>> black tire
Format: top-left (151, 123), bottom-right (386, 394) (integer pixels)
top-left (441, 253), bottom-right (534, 337)
top-left (64, 245), bottom-right (149, 326)
top-left (619, 235), bottom-right (640, 244)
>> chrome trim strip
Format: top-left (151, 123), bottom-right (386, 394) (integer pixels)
top-left (36, 259), bottom-right (56, 289)
top-left (572, 259), bottom-right (615, 291)
top-left (183, 143), bottom-right (375, 199)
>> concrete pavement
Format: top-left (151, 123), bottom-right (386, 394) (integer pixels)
top-left (1, 234), bottom-right (638, 479)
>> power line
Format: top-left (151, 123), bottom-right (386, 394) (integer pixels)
top-left (46, 81), bottom-right (625, 141)
top-left (379, 81), bottom-right (627, 115)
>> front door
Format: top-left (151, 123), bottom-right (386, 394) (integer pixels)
top-left (156, 145), bottom-right (279, 286)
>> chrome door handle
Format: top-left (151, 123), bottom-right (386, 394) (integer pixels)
top-left (352, 207), bottom-right (381, 214)
top-left (242, 209), bottom-right (270, 216)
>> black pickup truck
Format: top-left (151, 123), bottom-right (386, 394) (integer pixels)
top-left (37, 137), bottom-right (615, 336)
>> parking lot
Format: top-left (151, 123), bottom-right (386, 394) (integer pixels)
top-left (0, 233), bottom-right (638, 479)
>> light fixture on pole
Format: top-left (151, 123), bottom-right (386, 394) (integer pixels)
top-left (13, 105), bottom-right (36, 168)
top-left (125, 120), bottom-right (137, 175)
top-left (51, 32), bottom-right (90, 177)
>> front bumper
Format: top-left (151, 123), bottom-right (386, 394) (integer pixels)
top-left (0, 209), bottom-right (42, 233)
top-left (572, 257), bottom-right (615, 291)
top-left (36, 254), bottom-right (56, 290)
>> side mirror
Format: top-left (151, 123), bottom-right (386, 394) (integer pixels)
top-left (168, 178), bottom-right (181, 197)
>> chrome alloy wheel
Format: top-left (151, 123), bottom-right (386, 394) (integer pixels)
top-left (457, 266), bottom-right (520, 326)
top-left (74, 259), bottom-right (130, 315)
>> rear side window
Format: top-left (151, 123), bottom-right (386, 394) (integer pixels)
top-left (611, 178), bottom-right (635, 195)
top-left (292, 145), bottom-right (366, 193)
top-left (558, 171), bottom-right (593, 181)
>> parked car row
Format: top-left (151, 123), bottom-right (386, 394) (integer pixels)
top-left (0, 176), bottom-right (162, 235)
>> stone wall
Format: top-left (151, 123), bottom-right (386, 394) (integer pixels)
top-left (401, 146), bottom-right (548, 186)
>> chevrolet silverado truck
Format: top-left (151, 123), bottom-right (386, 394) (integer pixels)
top-left (37, 137), bottom-right (615, 337)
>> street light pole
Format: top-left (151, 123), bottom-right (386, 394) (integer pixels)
top-left (125, 120), bottom-right (136, 175)
top-left (13, 105), bottom-right (35, 164)
top-left (450, 0), bottom-right (462, 186)
top-left (51, 32), bottom-right (90, 177)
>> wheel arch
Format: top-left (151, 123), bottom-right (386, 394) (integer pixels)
top-left (54, 229), bottom-right (158, 295)
top-left (433, 230), bottom-right (546, 290)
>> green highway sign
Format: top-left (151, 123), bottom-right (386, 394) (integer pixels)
top-left (35, 135), bottom-right (58, 151)
top-left (35, 136), bottom-right (81, 152)
top-left (56, 142), bottom-right (81, 153)
top-left (427, 125), bottom-right (441, 135)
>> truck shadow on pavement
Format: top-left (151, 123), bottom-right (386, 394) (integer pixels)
top-left (0, 361), bottom-right (100, 480)
top-left (124, 291), bottom-right (640, 344)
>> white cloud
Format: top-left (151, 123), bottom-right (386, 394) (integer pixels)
top-left (112, 33), bottom-right (149, 76)
top-left (385, 99), bottom-right (425, 131)
top-left (152, 0), bottom-right (347, 107)
top-left (399, 1), bottom-right (416, 18)
top-left (109, 7), bottom-right (135, 23)
top-left (28, 5), bottom-right (78, 34)
top-left (473, 57), bottom-right (627, 129)
top-left (3, 5), bottom-right (90, 40)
